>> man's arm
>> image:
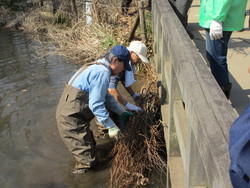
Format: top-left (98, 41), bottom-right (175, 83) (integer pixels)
top-left (122, 81), bottom-right (141, 103)
top-left (124, 84), bottom-right (135, 96)
top-left (109, 73), bottom-right (143, 113)
top-left (108, 88), bottom-right (127, 106)
top-left (108, 86), bottom-right (143, 113)
top-left (110, 80), bottom-right (136, 105)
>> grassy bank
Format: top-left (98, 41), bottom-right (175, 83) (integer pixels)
top-left (1, 0), bottom-right (152, 64)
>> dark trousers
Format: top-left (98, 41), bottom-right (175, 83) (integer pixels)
top-left (121, 0), bottom-right (133, 14)
top-left (205, 29), bottom-right (232, 87)
top-left (169, 0), bottom-right (193, 28)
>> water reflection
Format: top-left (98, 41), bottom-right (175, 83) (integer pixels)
top-left (0, 30), bottom-right (86, 188)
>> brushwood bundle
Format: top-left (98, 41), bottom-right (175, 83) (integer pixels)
top-left (110, 82), bottom-right (167, 187)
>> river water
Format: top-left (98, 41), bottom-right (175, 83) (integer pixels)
top-left (0, 30), bottom-right (112, 188)
top-left (0, 30), bottom-right (166, 188)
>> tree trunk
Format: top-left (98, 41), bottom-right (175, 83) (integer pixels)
top-left (40, 0), bottom-right (44, 7)
top-left (138, 1), bottom-right (147, 43)
top-left (71, 0), bottom-right (78, 18)
top-left (52, 0), bottom-right (62, 15)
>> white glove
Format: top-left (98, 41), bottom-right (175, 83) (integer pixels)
top-left (210, 20), bottom-right (223, 40)
top-left (125, 102), bottom-right (143, 113)
top-left (108, 125), bottom-right (122, 139)
top-left (131, 93), bottom-right (141, 102)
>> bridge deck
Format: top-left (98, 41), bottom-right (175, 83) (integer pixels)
top-left (189, 0), bottom-right (250, 115)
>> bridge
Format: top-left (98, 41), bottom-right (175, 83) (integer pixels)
top-left (151, 0), bottom-right (250, 187)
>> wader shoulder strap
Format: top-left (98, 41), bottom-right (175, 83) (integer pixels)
top-left (68, 62), bottom-right (107, 86)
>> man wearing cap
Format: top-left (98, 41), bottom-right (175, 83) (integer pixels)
top-left (108, 41), bottom-right (149, 113)
top-left (56, 45), bottom-right (133, 174)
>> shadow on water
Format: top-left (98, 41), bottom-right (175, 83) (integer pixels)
top-left (0, 30), bottom-right (166, 188)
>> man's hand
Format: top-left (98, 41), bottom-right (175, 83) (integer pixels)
top-left (119, 111), bottom-right (134, 128)
top-left (210, 20), bottom-right (223, 40)
top-left (108, 125), bottom-right (123, 139)
top-left (125, 102), bottom-right (143, 113)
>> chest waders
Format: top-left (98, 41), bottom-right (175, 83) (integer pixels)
top-left (56, 62), bottom-right (105, 168)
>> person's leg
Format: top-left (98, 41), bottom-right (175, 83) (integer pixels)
top-left (205, 29), bottom-right (233, 98)
top-left (57, 118), bottom-right (97, 165)
top-left (175, 0), bottom-right (193, 28)
top-left (121, 0), bottom-right (133, 15)
top-left (205, 29), bottom-right (232, 87)
top-left (147, 0), bottom-right (151, 10)
top-left (169, 0), bottom-right (194, 38)
top-left (56, 85), bottom-right (97, 173)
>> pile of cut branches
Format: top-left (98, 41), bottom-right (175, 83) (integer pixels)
top-left (110, 81), bottom-right (167, 187)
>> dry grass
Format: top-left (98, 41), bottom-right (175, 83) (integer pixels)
top-left (18, 0), bottom-right (151, 63)
top-left (0, 6), bottom-right (11, 17)
top-left (1, 0), bottom-right (152, 63)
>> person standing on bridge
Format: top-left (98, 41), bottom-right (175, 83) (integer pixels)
top-left (121, 0), bottom-right (151, 15)
top-left (108, 41), bottom-right (149, 114)
top-left (199, 0), bottom-right (248, 99)
top-left (168, 0), bottom-right (194, 39)
top-left (56, 45), bottom-right (134, 174)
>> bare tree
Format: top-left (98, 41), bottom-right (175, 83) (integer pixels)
top-left (71, 0), bottom-right (78, 18)
top-left (52, 0), bottom-right (60, 14)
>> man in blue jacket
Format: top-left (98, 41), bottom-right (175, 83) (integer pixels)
top-left (56, 45), bottom-right (133, 174)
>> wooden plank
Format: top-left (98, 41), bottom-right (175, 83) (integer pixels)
top-left (169, 157), bottom-right (185, 188)
top-left (186, 123), bottom-right (208, 187)
top-left (162, 37), bottom-right (171, 91)
top-left (161, 104), bottom-right (169, 147)
top-left (167, 64), bottom-right (183, 159)
top-left (173, 100), bottom-right (188, 172)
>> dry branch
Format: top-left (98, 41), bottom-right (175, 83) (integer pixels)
top-left (109, 81), bottom-right (167, 188)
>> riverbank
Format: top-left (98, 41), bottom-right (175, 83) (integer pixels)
top-left (0, 1), bottom-right (153, 65)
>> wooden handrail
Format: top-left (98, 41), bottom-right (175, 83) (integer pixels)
top-left (152, 0), bottom-right (238, 187)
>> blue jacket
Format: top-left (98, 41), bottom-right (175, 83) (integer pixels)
top-left (68, 58), bottom-right (125, 128)
top-left (229, 104), bottom-right (250, 187)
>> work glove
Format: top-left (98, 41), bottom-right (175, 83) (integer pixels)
top-left (131, 93), bottom-right (141, 103)
top-left (210, 20), bottom-right (223, 40)
top-left (125, 102), bottom-right (143, 113)
top-left (108, 125), bottom-right (122, 139)
top-left (119, 111), bottom-right (134, 128)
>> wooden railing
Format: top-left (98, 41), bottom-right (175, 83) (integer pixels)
top-left (152, 0), bottom-right (238, 187)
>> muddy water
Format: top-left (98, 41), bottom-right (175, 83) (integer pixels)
top-left (0, 30), bottom-right (166, 188)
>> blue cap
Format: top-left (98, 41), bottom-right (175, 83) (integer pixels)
top-left (110, 45), bottom-right (131, 71)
